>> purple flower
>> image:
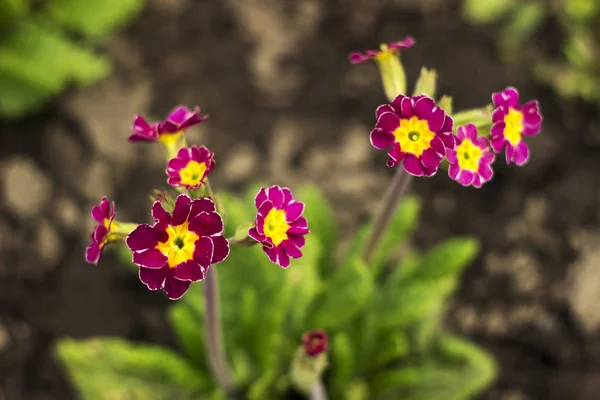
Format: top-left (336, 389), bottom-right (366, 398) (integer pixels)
top-left (490, 87), bottom-right (543, 166)
top-left (248, 186), bottom-right (309, 268)
top-left (446, 124), bottom-right (495, 188)
top-left (128, 106), bottom-right (208, 143)
top-left (303, 330), bottom-right (328, 357)
top-left (166, 146), bottom-right (215, 189)
top-left (126, 195), bottom-right (229, 300)
top-left (348, 37), bottom-right (415, 64)
top-left (85, 197), bottom-right (116, 264)
top-left (370, 94), bottom-right (455, 176)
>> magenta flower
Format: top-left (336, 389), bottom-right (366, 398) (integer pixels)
top-left (490, 87), bottom-right (543, 166)
top-left (128, 106), bottom-right (208, 143)
top-left (166, 146), bottom-right (215, 189)
top-left (446, 124), bottom-right (495, 188)
top-left (85, 197), bottom-right (116, 264)
top-left (370, 94), bottom-right (455, 176)
top-left (248, 186), bottom-right (309, 268)
top-left (348, 37), bottom-right (415, 64)
top-left (126, 195), bottom-right (229, 300)
top-left (302, 330), bottom-right (328, 357)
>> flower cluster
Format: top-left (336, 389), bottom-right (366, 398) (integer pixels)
top-left (85, 105), bottom-right (309, 300)
top-left (359, 41), bottom-right (543, 187)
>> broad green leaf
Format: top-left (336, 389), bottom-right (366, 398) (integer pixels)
top-left (463, 0), bottom-right (517, 24)
top-left (54, 337), bottom-right (209, 400)
top-left (379, 277), bottom-right (456, 330)
top-left (231, 349), bottom-right (253, 387)
top-left (412, 237), bottom-right (480, 281)
top-left (296, 183), bottom-right (338, 273)
top-left (0, 0), bottom-right (28, 29)
top-left (345, 380), bottom-right (369, 400)
top-left (168, 302), bottom-right (208, 370)
top-left (0, 21), bottom-right (110, 117)
top-left (47, 0), bottom-right (143, 39)
top-left (364, 331), bottom-right (410, 372)
top-left (385, 251), bottom-right (422, 288)
top-left (329, 333), bottom-right (355, 399)
top-left (307, 256), bottom-right (373, 331)
top-left (247, 368), bottom-right (278, 400)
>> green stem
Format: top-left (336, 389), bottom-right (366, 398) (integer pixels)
top-left (203, 267), bottom-right (236, 395)
top-left (452, 105), bottom-right (493, 128)
top-left (376, 53), bottom-right (407, 102)
top-left (362, 166), bottom-right (413, 265)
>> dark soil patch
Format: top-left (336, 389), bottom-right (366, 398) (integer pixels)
top-left (1, 0), bottom-right (599, 399)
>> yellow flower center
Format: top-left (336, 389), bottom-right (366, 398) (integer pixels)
top-left (393, 116), bottom-right (436, 157)
top-left (155, 222), bottom-right (199, 268)
top-left (179, 161), bottom-right (207, 187)
top-left (158, 130), bottom-right (183, 146)
top-left (263, 209), bottom-right (290, 246)
top-left (503, 108), bottom-right (523, 145)
top-left (375, 43), bottom-right (395, 63)
top-left (456, 139), bottom-right (483, 172)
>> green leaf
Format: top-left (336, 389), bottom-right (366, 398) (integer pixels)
top-left (296, 183), bottom-right (338, 273)
top-left (498, 2), bottom-right (546, 62)
top-left (0, 0), bottom-right (28, 30)
top-left (413, 237), bottom-right (480, 281)
top-left (345, 380), bottom-right (370, 400)
top-left (47, 0), bottom-right (144, 39)
top-left (217, 191), bottom-right (252, 238)
top-left (307, 255), bottom-right (373, 331)
top-left (463, 0), bottom-right (517, 24)
top-left (368, 196), bottom-right (421, 274)
top-left (370, 335), bottom-right (497, 399)
top-left (0, 21), bottom-right (110, 117)
top-left (54, 337), bottom-right (209, 400)
top-left (364, 331), bottom-right (410, 372)
top-left (168, 301), bottom-right (208, 370)
top-left (329, 333), bottom-right (356, 399)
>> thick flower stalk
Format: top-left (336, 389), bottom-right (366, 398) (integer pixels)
top-left (370, 94), bottom-right (455, 176)
top-left (166, 145), bottom-right (215, 189)
top-left (126, 195), bottom-right (229, 300)
top-left (129, 105), bottom-right (208, 159)
top-left (349, 37), bottom-right (415, 101)
top-left (248, 186), bottom-right (309, 268)
top-left (85, 197), bottom-right (137, 264)
top-left (447, 124), bottom-right (495, 188)
top-left (291, 330), bottom-right (329, 397)
top-left (490, 87), bottom-right (543, 166)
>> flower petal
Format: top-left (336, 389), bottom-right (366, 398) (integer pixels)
top-left (370, 128), bottom-right (395, 150)
top-left (446, 148), bottom-right (458, 164)
top-left (210, 236), bottom-right (230, 264)
top-left (164, 275), bottom-right (191, 300)
top-left (258, 200), bottom-right (274, 217)
top-left (152, 201), bottom-right (171, 224)
top-left (448, 163), bottom-right (461, 180)
top-left (254, 188), bottom-right (268, 209)
top-left (289, 234), bottom-right (306, 248)
top-left (189, 212), bottom-right (224, 237)
top-left (413, 96), bottom-right (435, 119)
top-left (85, 242), bottom-right (101, 264)
top-left (193, 236), bottom-right (214, 267)
top-left (139, 266), bottom-right (168, 290)
top-left (189, 198), bottom-right (216, 220)
top-left (263, 245), bottom-right (278, 263)
top-left (174, 260), bottom-right (205, 281)
top-left (171, 194), bottom-right (192, 226)
top-left (391, 94), bottom-right (407, 115)
top-left (277, 247), bottom-right (291, 268)
top-left (376, 112), bottom-right (400, 133)
top-left (133, 248), bottom-right (168, 269)
top-left (421, 148), bottom-right (442, 168)
top-left (285, 202), bottom-right (304, 222)
top-left (513, 141), bottom-right (530, 166)
top-left (490, 136), bottom-right (506, 153)
top-left (248, 226), bottom-right (265, 242)
top-left (458, 169), bottom-right (475, 186)
top-left (288, 217), bottom-right (309, 234)
top-left (282, 239), bottom-right (302, 258)
top-left (376, 104), bottom-right (395, 119)
top-left (127, 224), bottom-right (161, 251)
top-left (402, 155), bottom-right (424, 176)
top-left (490, 121), bottom-right (506, 139)
top-left (267, 186), bottom-right (284, 208)
top-left (479, 163), bottom-right (494, 182)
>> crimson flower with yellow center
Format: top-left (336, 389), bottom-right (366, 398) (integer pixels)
top-left (348, 37), bottom-right (415, 64)
top-left (166, 145), bottom-right (215, 189)
top-left (490, 87), bottom-right (542, 166)
top-left (126, 194), bottom-right (229, 300)
top-left (446, 124), bottom-right (495, 188)
top-left (370, 94), bottom-right (455, 176)
top-left (128, 105), bottom-right (208, 144)
top-left (248, 186), bottom-right (309, 268)
top-left (85, 197), bottom-right (116, 264)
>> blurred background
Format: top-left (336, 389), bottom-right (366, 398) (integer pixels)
top-left (0, 0), bottom-right (599, 399)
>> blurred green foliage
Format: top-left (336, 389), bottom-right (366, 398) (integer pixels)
top-left (0, 0), bottom-right (143, 118)
top-left (463, 0), bottom-right (600, 102)
top-left (55, 183), bottom-right (496, 399)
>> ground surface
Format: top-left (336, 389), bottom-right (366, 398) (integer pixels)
top-left (1, 0), bottom-right (600, 399)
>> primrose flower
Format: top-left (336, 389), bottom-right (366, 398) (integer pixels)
top-left (126, 195), bottom-right (229, 300)
top-left (370, 94), bottom-right (455, 176)
top-left (128, 106), bottom-right (208, 144)
top-left (303, 330), bottom-right (328, 357)
top-left (446, 124), bottom-right (495, 188)
top-left (248, 186), bottom-right (309, 268)
top-left (348, 37), bottom-right (415, 64)
top-left (166, 146), bottom-right (215, 189)
top-left (85, 197), bottom-right (116, 264)
top-left (490, 87), bottom-right (542, 166)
